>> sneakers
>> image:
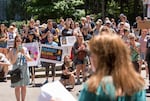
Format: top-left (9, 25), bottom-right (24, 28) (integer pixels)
top-left (42, 80), bottom-right (48, 85)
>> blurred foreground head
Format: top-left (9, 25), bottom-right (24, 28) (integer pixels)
top-left (88, 33), bottom-right (144, 95)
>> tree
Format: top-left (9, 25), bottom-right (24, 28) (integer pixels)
top-left (25, 0), bottom-right (84, 22)
top-left (6, 0), bottom-right (144, 23)
top-left (7, 0), bottom-right (26, 20)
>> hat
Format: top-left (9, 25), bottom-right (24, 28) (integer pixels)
top-left (81, 17), bottom-right (86, 21)
top-left (9, 26), bottom-right (14, 29)
top-left (39, 23), bottom-right (47, 28)
top-left (128, 33), bottom-right (135, 39)
top-left (120, 13), bottom-right (125, 17)
top-left (105, 20), bottom-right (111, 24)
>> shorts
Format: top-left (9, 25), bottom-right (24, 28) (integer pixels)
top-left (0, 42), bottom-right (7, 48)
top-left (41, 62), bottom-right (56, 76)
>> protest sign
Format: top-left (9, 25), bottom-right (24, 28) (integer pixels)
top-left (137, 20), bottom-right (150, 29)
top-left (60, 36), bottom-right (76, 57)
top-left (23, 42), bottom-right (40, 66)
top-left (60, 36), bottom-right (76, 47)
top-left (40, 44), bottom-right (63, 63)
top-left (38, 81), bottom-right (76, 101)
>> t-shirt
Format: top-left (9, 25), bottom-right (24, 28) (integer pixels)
top-left (42, 28), bottom-right (56, 35)
top-left (41, 28), bottom-right (56, 44)
top-left (61, 28), bottom-right (73, 36)
top-left (45, 41), bottom-right (58, 47)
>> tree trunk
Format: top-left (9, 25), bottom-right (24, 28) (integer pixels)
top-left (102, 0), bottom-right (105, 20)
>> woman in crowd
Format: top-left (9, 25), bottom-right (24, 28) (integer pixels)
top-left (8, 35), bottom-right (32, 101)
top-left (72, 32), bottom-right (88, 84)
top-left (79, 33), bottom-right (145, 101)
top-left (128, 33), bottom-right (140, 72)
top-left (0, 24), bottom-right (8, 55)
top-left (60, 55), bottom-right (75, 90)
top-left (24, 33), bottom-right (37, 86)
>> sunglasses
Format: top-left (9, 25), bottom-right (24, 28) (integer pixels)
top-left (16, 40), bottom-right (21, 42)
top-left (77, 36), bottom-right (83, 37)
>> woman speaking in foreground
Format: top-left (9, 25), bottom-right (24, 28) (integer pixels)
top-left (78, 33), bottom-right (146, 101)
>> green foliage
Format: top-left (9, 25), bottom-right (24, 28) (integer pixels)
top-left (24, 0), bottom-right (84, 22)
top-left (6, 0), bottom-right (143, 23)
top-left (106, 0), bottom-right (120, 17)
top-left (7, 0), bottom-right (26, 20)
top-left (53, 0), bottom-right (84, 19)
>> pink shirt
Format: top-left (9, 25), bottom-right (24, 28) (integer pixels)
top-left (138, 36), bottom-right (147, 53)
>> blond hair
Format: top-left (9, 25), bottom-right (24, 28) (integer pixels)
top-left (88, 34), bottom-right (144, 95)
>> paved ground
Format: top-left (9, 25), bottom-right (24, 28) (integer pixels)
top-left (0, 77), bottom-right (150, 101)
top-left (1, 67), bottom-right (150, 101)
top-left (0, 77), bottom-right (82, 101)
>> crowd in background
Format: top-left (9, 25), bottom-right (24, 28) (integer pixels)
top-left (0, 13), bottom-right (150, 89)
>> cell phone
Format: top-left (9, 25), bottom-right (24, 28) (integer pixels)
top-left (18, 45), bottom-right (22, 51)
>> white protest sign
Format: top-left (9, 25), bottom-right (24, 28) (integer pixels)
top-left (23, 42), bottom-right (40, 66)
top-left (38, 81), bottom-right (76, 101)
top-left (60, 36), bottom-right (76, 47)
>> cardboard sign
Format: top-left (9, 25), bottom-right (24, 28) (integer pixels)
top-left (137, 21), bottom-right (150, 29)
top-left (40, 44), bottom-right (63, 63)
top-left (23, 42), bottom-right (40, 66)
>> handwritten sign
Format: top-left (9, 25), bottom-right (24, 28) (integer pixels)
top-left (40, 44), bottom-right (63, 63)
top-left (137, 21), bottom-right (150, 29)
top-left (23, 42), bottom-right (40, 66)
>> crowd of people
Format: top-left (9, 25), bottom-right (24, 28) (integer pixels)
top-left (0, 13), bottom-right (150, 101)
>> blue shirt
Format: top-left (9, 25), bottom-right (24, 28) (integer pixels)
top-left (45, 41), bottom-right (58, 47)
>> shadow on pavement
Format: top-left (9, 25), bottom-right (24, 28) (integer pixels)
top-left (28, 83), bottom-right (43, 88)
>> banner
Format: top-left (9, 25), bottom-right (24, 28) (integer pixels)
top-left (60, 36), bottom-right (76, 47)
top-left (23, 42), bottom-right (40, 66)
top-left (40, 44), bottom-right (63, 63)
